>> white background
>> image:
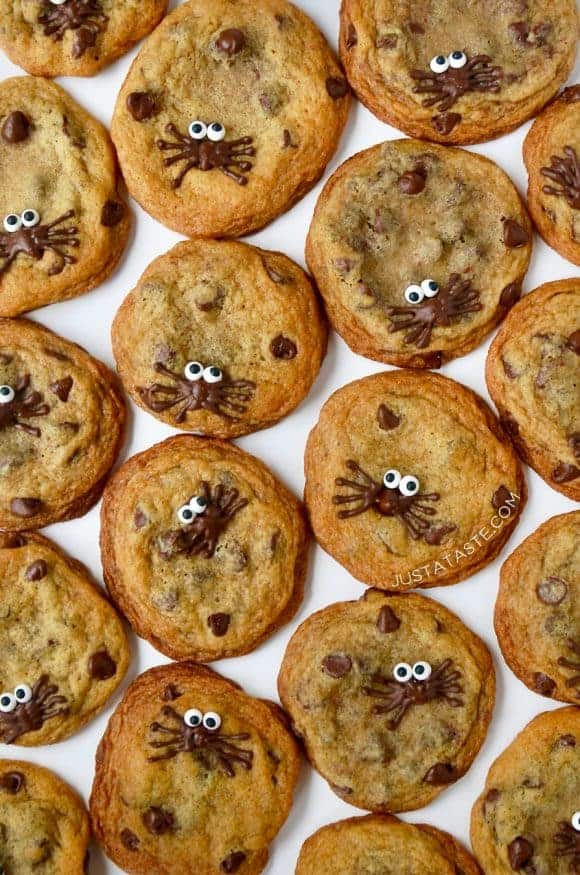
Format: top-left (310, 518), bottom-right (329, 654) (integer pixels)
top-left (1, 3), bottom-right (579, 872)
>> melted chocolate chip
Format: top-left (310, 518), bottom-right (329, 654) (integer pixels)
top-left (557, 734), bottom-right (576, 747)
top-left (484, 788), bottom-right (500, 812)
top-left (208, 613), bottom-right (230, 637)
top-left (126, 91), bottom-right (156, 121)
top-left (420, 351), bottom-right (443, 369)
top-left (25, 560), bottom-right (47, 581)
top-left (423, 763), bottom-right (457, 785)
top-left (322, 654), bottom-right (352, 678)
top-left (143, 807), bottom-right (174, 835)
top-left (270, 335), bottom-right (297, 359)
top-left (503, 219), bottom-right (529, 248)
top-left (120, 829), bottom-right (140, 851)
top-left (492, 485), bottom-right (512, 509)
top-left (0, 533), bottom-right (26, 548)
top-left (101, 200), bottom-right (124, 227)
top-left (10, 497), bottom-right (42, 518)
top-left (377, 404), bottom-right (400, 430)
top-left (0, 771), bottom-right (24, 793)
top-left (533, 672), bottom-right (556, 696)
top-left (377, 605), bottom-right (401, 633)
top-left (216, 29), bottom-right (246, 56)
top-left (134, 509), bottom-right (148, 529)
top-left (537, 577), bottom-right (568, 605)
top-left (221, 851), bottom-right (246, 873)
top-left (50, 376), bottom-right (73, 402)
top-left (507, 837), bottom-right (534, 869)
top-left (162, 684), bottom-right (182, 701)
top-left (398, 169), bottom-right (426, 194)
top-left (44, 347), bottom-right (70, 362)
top-left (376, 35), bottom-right (397, 49)
top-left (282, 129), bottom-right (297, 149)
top-left (263, 260), bottom-right (289, 283)
top-left (500, 282), bottom-right (522, 308)
top-left (567, 330), bottom-right (580, 354)
top-left (501, 357), bottom-right (518, 379)
top-left (433, 112), bottom-right (461, 135)
top-left (552, 462), bottom-right (580, 484)
top-left (2, 111), bottom-right (30, 144)
top-left (346, 23), bottom-right (358, 48)
top-left (89, 651), bottom-right (117, 680)
top-left (326, 77), bottom-right (349, 99)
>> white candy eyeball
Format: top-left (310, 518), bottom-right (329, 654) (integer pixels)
top-left (207, 122), bottom-right (226, 142)
top-left (13, 684), bottom-right (32, 704)
top-left (184, 361), bottom-right (203, 382)
top-left (393, 663), bottom-right (413, 683)
top-left (203, 365), bottom-right (223, 384)
top-left (202, 711), bottom-right (221, 731)
top-left (0, 386), bottom-right (15, 405)
top-left (0, 692), bottom-right (16, 713)
top-left (430, 54), bottom-right (450, 74)
top-left (183, 708), bottom-right (203, 728)
top-left (3, 213), bottom-right (22, 233)
top-left (49, 0), bottom-right (68, 5)
top-left (188, 121), bottom-right (207, 140)
top-left (412, 661), bottom-right (432, 681)
top-left (572, 811), bottom-right (580, 831)
top-left (21, 209), bottom-right (40, 228)
top-left (404, 284), bottom-right (424, 305)
top-left (400, 475), bottom-right (420, 497)
top-left (448, 50), bottom-right (467, 69)
top-left (383, 469), bottom-right (401, 489)
top-left (177, 503), bottom-right (196, 525)
top-left (421, 279), bottom-right (439, 298)
top-left (189, 495), bottom-right (208, 515)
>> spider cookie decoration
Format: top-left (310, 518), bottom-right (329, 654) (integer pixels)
top-left (387, 276), bottom-right (482, 349)
top-left (541, 146), bottom-right (580, 209)
top-left (0, 208), bottom-right (79, 277)
top-left (148, 705), bottom-right (254, 777)
top-left (38, 0), bottom-right (108, 59)
top-left (0, 377), bottom-right (49, 437)
top-left (554, 811), bottom-right (580, 870)
top-left (138, 360), bottom-right (255, 424)
top-left (559, 639), bottom-right (580, 697)
top-left (0, 677), bottom-right (69, 743)
top-left (157, 483), bottom-right (248, 560)
top-left (157, 120), bottom-right (255, 188)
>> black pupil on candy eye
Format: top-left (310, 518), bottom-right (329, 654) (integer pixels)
top-left (23, 212), bottom-right (34, 221)
top-left (1, 696), bottom-right (11, 706)
top-left (183, 509), bottom-right (193, 520)
top-left (0, 388), bottom-right (10, 396)
top-left (6, 216), bottom-right (17, 226)
top-left (386, 474), bottom-right (396, 483)
top-left (192, 125), bottom-right (204, 135)
top-left (396, 668), bottom-right (407, 679)
top-left (206, 718), bottom-right (216, 728)
top-left (209, 368), bottom-right (220, 377)
top-left (415, 666), bottom-right (425, 676)
top-left (410, 292), bottom-right (420, 302)
top-left (436, 56), bottom-right (446, 64)
top-left (428, 282), bottom-right (437, 292)
top-left (15, 690), bottom-right (24, 699)
top-left (452, 52), bottom-right (462, 59)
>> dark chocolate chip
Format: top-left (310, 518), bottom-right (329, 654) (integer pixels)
top-left (0, 352), bottom-right (12, 364)
top-left (221, 851), bottom-right (247, 873)
top-left (423, 763), bottom-right (457, 785)
top-left (484, 788), bottom-right (500, 811)
top-left (282, 129), bottom-right (297, 149)
top-left (569, 433), bottom-right (580, 459)
top-left (10, 497), bottom-right (42, 518)
top-left (567, 330), bottom-right (580, 354)
top-left (346, 24), bottom-right (358, 48)
top-left (134, 509), bottom-right (148, 529)
top-left (0, 771), bottom-right (24, 793)
top-left (101, 200), bottom-right (124, 227)
top-left (72, 25), bottom-right (97, 58)
top-left (492, 485), bottom-right (512, 509)
top-left (500, 282), bottom-right (521, 308)
top-left (377, 404), bottom-right (400, 430)
top-left (377, 605), bottom-right (400, 633)
top-left (0, 533), bottom-right (26, 548)
top-left (398, 170), bottom-right (426, 194)
top-left (2, 111), bottom-right (30, 144)
top-left (120, 829), bottom-right (140, 851)
top-left (420, 351), bottom-right (443, 369)
top-left (536, 577), bottom-right (568, 605)
top-left (503, 219), bottom-right (529, 248)
top-left (326, 77), bottom-right (349, 99)
top-left (126, 91), bottom-right (156, 121)
top-left (270, 335), bottom-right (297, 359)
top-left (162, 684), bottom-right (182, 701)
top-left (143, 806), bottom-right (174, 835)
top-left (432, 112), bottom-right (461, 135)
top-left (216, 29), bottom-right (246, 56)
top-left (50, 376), bottom-right (73, 402)
top-left (61, 420), bottom-right (80, 433)
top-left (501, 357), bottom-right (518, 379)
top-left (25, 560), bottom-right (47, 581)
top-left (330, 783), bottom-right (353, 796)
top-left (263, 260), bottom-right (289, 283)
top-left (376, 35), bottom-right (398, 49)
top-left (208, 613), bottom-right (230, 637)
top-left (552, 462), bottom-right (580, 484)
top-left (89, 651), bottom-right (117, 680)
top-left (507, 837), bottom-right (534, 870)
top-left (43, 347), bottom-right (70, 362)
top-left (557, 734), bottom-right (576, 747)
top-left (533, 672), bottom-right (556, 696)
top-left (322, 654), bottom-right (352, 678)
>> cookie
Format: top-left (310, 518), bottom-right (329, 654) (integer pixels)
top-left (100, 435), bottom-right (308, 661)
top-left (279, 590), bottom-right (495, 813)
top-left (495, 511), bottom-right (580, 705)
top-left (306, 139), bottom-right (532, 368)
top-left (296, 814), bottom-right (482, 874)
top-left (0, 760), bottom-right (89, 873)
top-left (111, 0), bottom-right (350, 238)
top-left (0, 0), bottom-right (166, 78)
top-left (112, 239), bottom-right (327, 439)
top-left (486, 279), bottom-right (580, 501)
top-left (305, 370), bottom-right (525, 590)
top-left (524, 85), bottom-right (580, 266)
top-left (90, 661), bottom-right (300, 875)
top-left (0, 318), bottom-right (125, 531)
top-left (0, 76), bottom-right (130, 317)
top-left (0, 531), bottom-right (130, 746)
top-left (471, 706), bottom-right (580, 874)
top-left (339, 0), bottom-right (578, 145)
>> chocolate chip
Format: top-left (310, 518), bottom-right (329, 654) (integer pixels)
top-left (120, 829), bottom-right (140, 851)
top-left (484, 788), bottom-right (500, 812)
top-left (50, 376), bottom-right (73, 402)
top-left (423, 763), bottom-right (457, 785)
top-left (330, 783), bottom-right (353, 796)
top-left (424, 523), bottom-right (456, 545)
top-left (408, 20), bottom-right (425, 33)
top-left (432, 112), bottom-right (461, 135)
top-left (552, 462), bottom-right (580, 483)
top-left (326, 77), bottom-right (349, 99)
top-left (507, 837), bottom-right (534, 869)
top-left (10, 497), bottom-right (42, 518)
top-left (89, 651), bottom-right (117, 680)
top-left (567, 330), bottom-right (580, 354)
top-left (270, 335), bottom-right (297, 359)
top-left (503, 219), bottom-right (529, 248)
top-left (25, 560), bottom-right (47, 581)
top-left (322, 654), bottom-right (352, 678)
top-left (43, 347), bottom-right (70, 362)
top-left (208, 613), bottom-right (230, 637)
top-left (533, 672), bottom-right (556, 696)
top-left (0, 771), bottom-right (24, 794)
top-left (346, 24), bottom-right (358, 48)
top-left (282, 129), bottom-right (297, 149)
top-left (2, 111), bottom-right (30, 144)
top-left (500, 282), bottom-right (521, 308)
top-left (398, 170), bottom-right (426, 194)
top-left (221, 851), bottom-right (246, 873)
top-left (377, 605), bottom-right (401, 633)
top-left (101, 200), bottom-right (124, 227)
top-left (126, 91), bottom-right (156, 121)
top-left (143, 807), bottom-right (174, 835)
top-left (0, 533), bottom-right (26, 548)
top-left (377, 404), bottom-right (400, 430)
top-left (376, 35), bottom-right (397, 49)
top-left (537, 577), bottom-right (568, 605)
top-left (501, 357), bottom-right (519, 379)
top-left (134, 509), bottom-right (148, 529)
top-left (500, 415), bottom-right (519, 438)
top-left (216, 28), bottom-right (246, 56)
top-left (492, 485), bottom-right (512, 509)
top-left (420, 351), bottom-right (443, 369)
top-left (162, 684), bottom-right (182, 701)
top-left (263, 260), bottom-right (289, 284)
top-left (569, 433), bottom-right (580, 459)
top-left (557, 734), bottom-right (576, 747)
top-left (0, 352), bottom-right (12, 364)
top-left (72, 25), bottom-right (97, 58)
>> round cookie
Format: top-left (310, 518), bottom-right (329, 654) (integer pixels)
top-left (0, 760), bottom-right (89, 874)
top-left (0, 531), bottom-right (130, 746)
top-left (278, 590), bottom-right (495, 813)
top-left (112, 239), bottom-right (327, 439)
top-left (296, 815), bottom-right (482, 875)
top-left (0, 318), bottom-right (125, 531)
top-left (495, 511), bottom-right (580, 705)
top-left (306, 139), bottom-right (532, 368)
top-left (471, 707), bottom-right (580, 874)
top-left (524, 86), bottom-right (580, 266)
top-left (305, 370), bottom-right (525, 590)
top-left (0, 0), bottom-right (167, 78)
top-left (0, 76), bottom-right (130, 317)
top-left (486, 279), bottom-right (580, 501)
top-left (100, 435), bottom-right (308, 661)
top-left (111, 0), bottom-right (350, 238)
top-left (90, 661), bottom-right (300, 875)
top-left (339, 0), bottom-right (578, 145)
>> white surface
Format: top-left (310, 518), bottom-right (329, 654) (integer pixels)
top-left (1, 3), bottom-right (579, 872)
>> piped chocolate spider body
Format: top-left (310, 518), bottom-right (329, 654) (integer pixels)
top-left (158, 482), bottom-right (248, 560)
top-left (541, 147), bottom-right (580, 209)
top-left (411, 51), bottom-right (503, 113)
top-left (0, 209), bottom-right (79, 276)
top-left (0, 677), bottom-right (69, 743)
top-left (157, 120), bottom-right (255, 188)
top-left (387, 275), bottom-right (481, 349)
top-left (554, 814), bottom-right (580, 872)
top-left (0, 376), bottom-right (49, 437)
top-left (558, 639), bottom-right (580, 697)
top-left (38, 0), bottom-right (108, 59)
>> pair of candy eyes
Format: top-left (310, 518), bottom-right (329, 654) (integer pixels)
top-left (184, 362), bottom-right (223, 384)
top-left (404, 279), bottom-right (439, 305)
top-left (383, 470), bottom-right (420, 496)
top-left (0, 386), bottom-right (15, 405)
top-left (188, 121), bottom-right (226, 142)
top-left (177, 495), bottom-right (209, 524)
top-left (393, 661), bottom-right (432, 683)
top-left (183, 709), bottom-right (221, 730)
top-left (0, 684), bottom-right (32, 713)
top-left (429, 51), bottom-right (468, 74)
top-left (3, 210), bottom-right (40, 233)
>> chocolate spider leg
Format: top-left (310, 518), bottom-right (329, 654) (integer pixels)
top-left (220, 164), bottom-right (252, 186)
top-left (44, 210), bottom-right (76, 230)
top-left (172, 160), bottom-right (200, 189)
top-left (13, 422), bottom-right (42, 437)
top-left (398, 511), bottom-right (427, 539)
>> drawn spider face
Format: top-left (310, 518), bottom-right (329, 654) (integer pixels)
top-left (542, 146), bottom-right (580, 210)
top-left (138, 360), bottom-right (255, 424)
top-left (554, 811), bottom-right (580, 871)
top-left (411, 51), bottom-right (503, 114)
top-left (0, 375), bottom-right (49, 437)
top-left (0, 677), bottom-right (69, 743)
top-left (156, 119), bottom-right (255, 188)
top-left (0, 208), bottom-right (79, 276)
top-left (559, 639), bottom-right (580, 698)
top-left (38, 0), bottom-right (108, 59)
top-left (387, 274), bottom-right (481, 349)
top-left (148, 705), bottom-right (254, 777)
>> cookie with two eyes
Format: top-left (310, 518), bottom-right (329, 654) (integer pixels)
top-left (278, 590), bottom-right (495, 813)
top-left (112, 239), bottom-right (327, 439)
top-left (304, 370), bottom-right (525, 590)
top-left (306, 139), bottom-right (532, 368)
top-left (339, 0), bottom-right (578, 145)
top-left (100, 435), bottom-right (308, 661)
top-left (0, 76), bottom-right (130, 317)
top-left (0, 318), bottom-right (125, 531)
top-left (90, 661), bottom-right (300, 875)
top-left (471, 707), bottom-right (580, 874)
top-left (495, 511), bottom-right (580, 705)
top-left (111, 0), bottom-right (350, 238)
top-left (486, 279), bottom-right (580, 501)
top-left (0, 760), bottom-right (89, 874)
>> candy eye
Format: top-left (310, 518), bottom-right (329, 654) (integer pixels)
top-left (400, 475), bottom-right (420, 496)
top-left (430, 55), bottom-right (449, 74)
top-left (207, 122), bottom-right (226, 142)
top-left (421, 279), bottom-right (439, 298)
top-left (0, 692), bottom-right (16, 713)
top-left (0, 386), bottom-right (15, 405)
top-left (189, 495), bottom-right (208, 515)
top-left (203, 366), bottom-right (223, 384)
top-left (404, 284), bottom-right (424, 305)
top-left (21, 209), bottom-right (40, 228)
top-left (202, 711), bottom-right (221, 731)
top-left (14, 684), bottom-right (32, 703)
top-left (412, 661), bottom-right (432, 681)
top-left (3, 214), bottom-right (22, 233)
top-left (183, 708), bottom-right (203, 728)
top-left (177, 504), bottom-right (196, 525)
top-left (448, 51), bottom-right (467, 69)
top-left (184, 361), bottom-right (203, 382)
top-left (572, 811), bottom-right (580, 832)
top-left (49, 0), bottom-right (68, 5)
top-left (383, 469), bottom-right (401, 489)
top-left (188, 121), bottom-right (207, 140)
top-left (393, 663), bottom-right (413, 683)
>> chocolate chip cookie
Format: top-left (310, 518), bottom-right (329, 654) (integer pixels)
top-left (0, 318), bottom-right (125, 531)
top-left (305, 370), bottom-right (525, 590)
top-left (90, 661), bottom-right (300, 875)
top-left (0, 76), bottom-right (130, 317)
top-left (524, 86), bottom-right (580, 266)
top-left (111, 0), bottom-right (350, 238)
top-left (486, 279), bottom-right (580, 501)
top-left (339, 0), bottom-right (578, 145)
top-left (101, 435), bottom-right (308, 661)
top-left (279, 590), bottom-right (495, 813)
top-left (296, 814), bottom-right (482, 874)
top-left (471, 706), bottom-right (580, 874)
top-left (495, 511), bottom-right (580, 705)
top-left (0, 0), bottom-right (166, 78)
top-left (306, 139), bottom-right (532, 368)
top-left (112, 239), bottom-right (327, 439)
top-left (0, 760), bottom-right (89, 874)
